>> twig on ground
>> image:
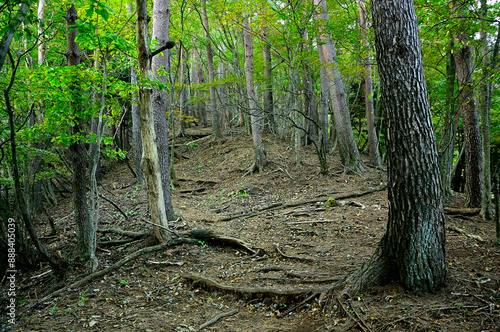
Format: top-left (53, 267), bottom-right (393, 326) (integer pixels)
top-left (275, 244), bottom-right (316, 262)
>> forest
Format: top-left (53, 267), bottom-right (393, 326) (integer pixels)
top-left (1, 0), bottom-right (500, 330)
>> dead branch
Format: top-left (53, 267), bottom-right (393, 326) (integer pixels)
top-left (97, 228), bottom-right (147, 238)
top-left (446, 225), bottom-right (485, 242)
top-left (184, 273), bottom-right (331, 297)
top-left (197, 308), bottom-right (238, 331)
top-left (337, 296), bottom-right (371, 332)
top-left (178, 229), bottom-right (257, 254)
top-left (220, 184), bottom-right (387, 221)
top-left (286, 219), bottom-right (336, 225)
top-left (444, 207), bottom-right (481, 216)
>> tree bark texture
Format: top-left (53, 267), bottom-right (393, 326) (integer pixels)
top-left (201, 0), bottom-right (221, 139)
top-left (66, 5), bottom-right (92, 261)
top-left (358, 0), bottom-right (381, 167)
top-left (151, 0), bottom-right (176, 221)
top-left (313, 0), bottom-right (364, 172)
top-left (137, 0), bottom-right (172, 243)
top-left (344, 0), bottom-right (446, 294)
top-left (243, 17), bottom-right (267, 172)
top-left (453, 4), bottom-right (482, 208)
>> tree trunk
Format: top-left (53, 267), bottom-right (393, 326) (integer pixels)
top-left (128, 3), bottom-right (145, 185)
top-left (438, 38), bottom-right (458, 197)
top-left (201, 0), bottom-right (221, 139)
top-left (313, 0), bottom-right (364, 173)
top-left (178, 45), bottom-right (187, 137)
top-left (194, 46), bottom-right (208, 127)
top-left (343, 0), bottom-right (446, 294)
top-left (478, 2), bottom-right (500, 219)
top-left (151, 0), bottom-right (176, 222)
top-left (243, 16), bottom-right (267, 172)
top-left (137, 0), bottom-right (173, 243)
top-left (0, 1), bottom-right (31, 71)
top-left (262, 7), bottom-right (276, 134)
top-left (66, 5), bottom-right (93, 262)
top-left (358, 0), bottom-right (381, 167)
top-left (453, 3), bottom-right (482, 208)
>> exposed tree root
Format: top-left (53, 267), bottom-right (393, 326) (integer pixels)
top-left (220, 183), bottom-right (387, 221)
top-left (184, 273), bottom-right (331, 297)
top-left (197, 308), bottom-right (238, 331)
top-left (20, 228), bottom-right (256, 316)
top-left (275, 244), bottom-right (316, 262)
top-left (337, 248), bottom-right (393, 297)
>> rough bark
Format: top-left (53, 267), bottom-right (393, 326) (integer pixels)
top-left (66, 5), bottom-right (92, 262)
top-left (343, 0), bottom-right (446, 294)
top-left (358, 0), bottom-right (381, 167)
top-left (136, 0), bottom-right (173, 243)
top-left (438, 38), bottom-right (458, 197)
top-left (194, 46), bottom-right (208, 127)
top-left (201, 0), bottom-right (221, 139)
top-left (313, 0), bottom-right (364, 172)
top-left (453, 3), bottom-right (482, 208)
top-left (151, 0), bottom-right (176, 221)
top-left (243, 17), bottom-right (267, 172)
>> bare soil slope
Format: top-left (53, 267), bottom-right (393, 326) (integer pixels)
top-left (2, 128), bottom-right (499, 331)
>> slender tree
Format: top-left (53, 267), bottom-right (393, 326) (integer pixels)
top-left (342, 0), bottom-right (446, 294)
top-left (201, 0), bottom-right (221, 139)
top-left (129, 3), bottom-right (145, 185)
top-left (453, 1), bottom-right (482, 208)
top-left (136, 0), bottom-right (175, 243)
top-left (438, 38), bottom-right (458, 197)
top-left (313, 0), bottom-right (364, 172)
top-left (243, 15), bottom-right (267, 172)
top-left (358, 0), bottom-right (381, 167)
top-left (151, 0), bottom-right (176, 221)
top-left (66, 5), bottom-right (93, 263)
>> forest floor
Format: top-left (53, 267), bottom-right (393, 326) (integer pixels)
top-left (2, 127), bottom-right (500, 331)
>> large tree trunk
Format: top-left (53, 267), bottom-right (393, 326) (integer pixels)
top-left (201, 0), bottom-right (221, 139)
top-left (343, 0), bottom-right (446, 294)
top-left (66, 5), bottom-right (92, 262)
top-left (358, 0), bottom-right (381, 167)
top-left (136, 0), bottom-right (173, 243)
top-left (453, 3), bottom-right (482, 208)
top-left (243, 16), bottom-right (267, 172)
top-left (151, 0), bottom-right (176, 221)
top-left (313, 0), bottom-right (364, 173)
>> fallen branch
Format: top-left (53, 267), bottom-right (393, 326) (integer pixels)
top-left (444, 207), bottom-right (481, 216)
top-left (197, 308), bottom-right (238, 331)
top-left (178, 229), bottom-right (257, 255)
top-left (286, 219), bottom-right (336, 225)
top-left (220, 184), bottom-right (387, 221)
top-left (185, 273), bottom-right (331, 297)
top-left (446, 225), bottom-right (485, 242)
top-left (97, 228), bottom-right (147, 238)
